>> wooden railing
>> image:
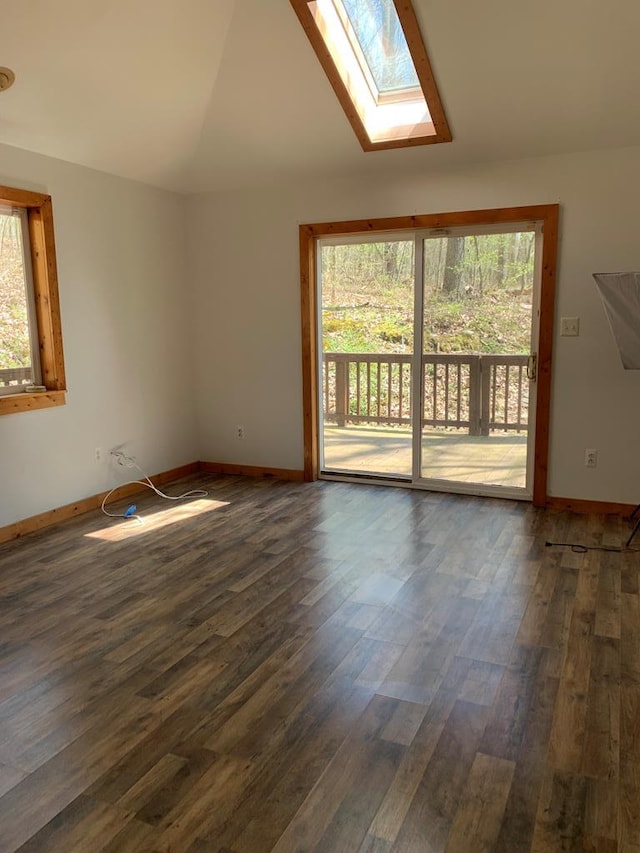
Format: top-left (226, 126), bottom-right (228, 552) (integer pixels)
top-left (323, 353), bottom-right (529, 435)
top-left (0, 366), bottom-right (32, 387)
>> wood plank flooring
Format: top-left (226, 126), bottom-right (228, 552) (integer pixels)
top-left (0, 474), bottom-right (637, 851)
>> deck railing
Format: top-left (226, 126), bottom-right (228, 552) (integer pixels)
top-left (323, 353), bottom-right (529, 435)
top-left (0, 366), bottom-right (32, 388)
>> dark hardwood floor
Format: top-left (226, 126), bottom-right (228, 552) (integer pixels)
top-left (0, 474), bottom-right (637, 851)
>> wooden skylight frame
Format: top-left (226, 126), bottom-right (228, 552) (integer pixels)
top-left (290, 0), bottom-right (452, 150)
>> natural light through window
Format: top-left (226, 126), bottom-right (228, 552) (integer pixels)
top-left (291, 0), bottom-right (450, 149)
top-left (0, 184), bottom-right (67, 416)
top-left (0, 206), bottom-right (40, 395)
top-left (339, 0), bottom-right (419, 95)
top-left (86, 499), bottom-right (229, 542)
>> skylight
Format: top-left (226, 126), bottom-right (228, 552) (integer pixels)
top-left (340, 0), bottom-right (419, 95)
top-left (290, 0), bottom-right (451, 150)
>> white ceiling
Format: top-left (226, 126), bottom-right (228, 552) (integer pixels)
top-left (0, 0), bottom-right (639, 193)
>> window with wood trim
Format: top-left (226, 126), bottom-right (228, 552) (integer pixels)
top-left (290, 0), bottom-right (451, 150)
top-left (0, 185), bottom-right (66, 416)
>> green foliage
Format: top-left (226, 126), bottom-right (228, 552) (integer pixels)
top-left (322, 316), bottom-right (372, 352)
top-left (0, 214), bottom-right (31, 371)
top-left (373, 314), bottom-right (413, 345)
top-left (321, 233), bottom-right (534, 354)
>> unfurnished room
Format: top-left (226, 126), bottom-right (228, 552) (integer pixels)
top-left (0, 0), bottom-right (639, 850)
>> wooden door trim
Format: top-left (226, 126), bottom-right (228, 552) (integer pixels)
top-left (299, 204), bottom-right (560, 506)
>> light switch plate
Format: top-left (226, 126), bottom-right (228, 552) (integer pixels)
top-left (561, 317), bottom-right (580, 336)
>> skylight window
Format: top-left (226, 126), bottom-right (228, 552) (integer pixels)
top-left (340, 0), bottom-right (419, 95)
top-left (290, 0), bottom-right (451, 150)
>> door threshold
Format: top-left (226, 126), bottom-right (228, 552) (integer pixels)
top-left (320, 471), bottom-right (411, 487)
top-left (321, 470), bottom-right (411, 484)
top-left (320, 470), bottom-right (531, 501)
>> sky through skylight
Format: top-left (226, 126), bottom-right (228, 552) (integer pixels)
top-left (340, 0), bottom-right (419, 94)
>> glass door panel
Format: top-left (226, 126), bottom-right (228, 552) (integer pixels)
top-left (418, 229), bottom-right (538, 493)
top-left (318, 237), bottom-right (415, 477)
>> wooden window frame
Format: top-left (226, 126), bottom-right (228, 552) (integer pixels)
top-left (0, 185), bottom-right (66, 416)
top-left (299, 204), bottom-right (559, 507)
top-left (289, 0), bottom-right (452, 151)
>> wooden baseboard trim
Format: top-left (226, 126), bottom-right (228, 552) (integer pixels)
top-left (3, 463), bottom-right (636, 545)
top-left (0, 462), bottom-right (201, 545)
top-left (199, 461), bottom-right (305, 481)
top-left (0, 460), bottom-right (306, 545)
top-left (546, 496), bottom-right (636, 516)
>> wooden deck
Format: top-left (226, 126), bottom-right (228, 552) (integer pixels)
top-left (323, 425), bottom-right (528, 488)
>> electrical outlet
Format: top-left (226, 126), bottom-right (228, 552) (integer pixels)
top-left (95, 447), bottom-right (102, 463)
top-left (585, 448), bottom-right (597, 468)
top-left (236, 425), bottom-right (245, 440)
top-left (110, 448), bottom-right (136, 468)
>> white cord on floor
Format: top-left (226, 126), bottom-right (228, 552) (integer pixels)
top-left (101, 461), bottom-right (208, 523)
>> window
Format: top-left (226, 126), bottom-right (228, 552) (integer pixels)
top-left (0, 206), bottom-right (40, 394)
top-left (0, 185), bottom-right (66, 415)
top-left (290, 0), bottom-right (451, 149)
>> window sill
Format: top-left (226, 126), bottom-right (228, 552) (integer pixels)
top-left (0, 390), bottom-right (66, 416)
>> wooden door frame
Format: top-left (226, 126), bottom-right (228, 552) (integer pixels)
top-left (299, 204), bottom-right (559, 506)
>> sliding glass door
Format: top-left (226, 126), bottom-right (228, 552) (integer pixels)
top-left (317, 223), bottom-right (542, 499)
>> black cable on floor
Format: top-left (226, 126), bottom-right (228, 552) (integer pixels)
top-left (545, 541), bottom-right (640, 553)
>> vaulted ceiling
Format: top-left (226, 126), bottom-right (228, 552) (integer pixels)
top-left (1, 0), bottom-right (639, 193)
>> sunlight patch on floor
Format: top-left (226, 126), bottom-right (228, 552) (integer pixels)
top-left (86, 499), bottom-right (229, 541)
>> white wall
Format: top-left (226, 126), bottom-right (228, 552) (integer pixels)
top-left (0, 143), bottom-right (198, 527)
top-left (3, 141), bottom-right (639, 524)
top-left (188, 146), bottom-right (640, 505)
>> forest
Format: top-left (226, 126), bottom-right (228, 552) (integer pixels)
top-left (321, 231), bottom-right (536, 354)
top-left (0, 212), bottom-right (31, 377)
top-left (2, 227), bottom-right (536, 378)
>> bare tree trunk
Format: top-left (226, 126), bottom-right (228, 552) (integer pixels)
top-left (495, 237), bottom-right (505, 288)
top-left (442, 236), bottom-right (465, 295)
top-left (383, 241), bottom-right (399, 279)
top-left (436, 238), bottom-right (444, 285)
top-left (323, 245), bottom-right (336, 302)
top-left (472, 235), bottom-right (483, 295)
top-left (518, 233), bottom-right (534, 292)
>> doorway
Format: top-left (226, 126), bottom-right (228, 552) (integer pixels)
top-left (319, 234), bottom-right (415, 479)
top-left (300, 205), bottom-right (558, 505)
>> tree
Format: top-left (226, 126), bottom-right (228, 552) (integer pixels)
top-left (442, 236), bottom-right (465, 295)
top-left (0, 213), bottom-right (31, 371)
